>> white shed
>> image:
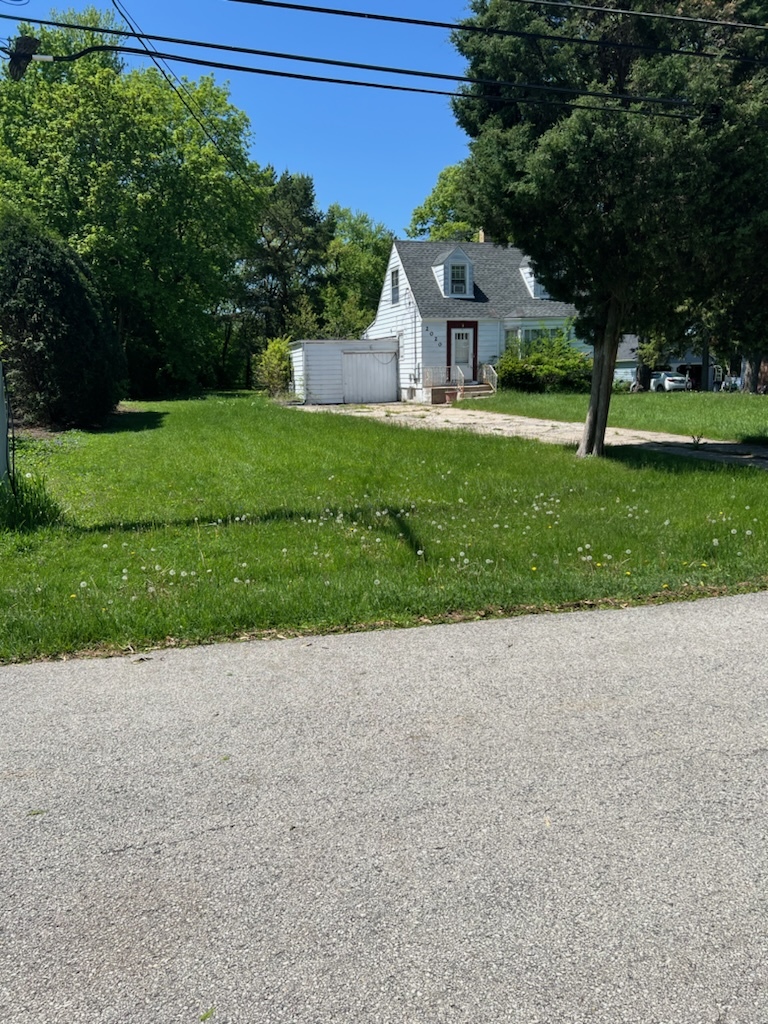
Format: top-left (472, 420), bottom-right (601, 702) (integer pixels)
top-left (290, 338), bottom-right (399, 405)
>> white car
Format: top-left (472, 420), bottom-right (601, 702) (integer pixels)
top-left (651, 372), bottom-right (690, 392)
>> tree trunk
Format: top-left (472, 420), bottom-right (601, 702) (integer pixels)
top-left (578, 296), bottom-right (623, 458)
top-left (743, 350), bottom-right (765, 393)
top-left (700, 332), bottom-right (710, 392)
top-left (219, 319), bottom-right (233, 387)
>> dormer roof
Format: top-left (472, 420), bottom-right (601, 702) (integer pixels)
top-left (393, 240), bottom-right (576, 320)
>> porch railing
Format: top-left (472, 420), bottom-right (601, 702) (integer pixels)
top-left (423, 365), bottom-right (465, 389)
top-left (479, 363), bottom-right (498, 392)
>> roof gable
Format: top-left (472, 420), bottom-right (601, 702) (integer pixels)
top-left (394, 240), bottom-right (575, 320)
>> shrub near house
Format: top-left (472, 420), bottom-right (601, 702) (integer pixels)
top-left (497, 332), bottom-right (592, 393)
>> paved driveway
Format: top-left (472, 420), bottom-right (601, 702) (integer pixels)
top-left (2, 592), bottom-right (768, 1023)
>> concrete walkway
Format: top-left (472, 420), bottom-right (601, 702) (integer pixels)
top-left (3, 592), bottom-right (768, 1023)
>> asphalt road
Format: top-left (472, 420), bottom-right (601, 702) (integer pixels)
top-left (2, 593), bottom-right (768, 1024)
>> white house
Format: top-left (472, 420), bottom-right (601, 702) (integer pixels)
top-left (363, 239), bottom-right (586, 402)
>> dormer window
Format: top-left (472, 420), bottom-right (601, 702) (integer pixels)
top-left (450, 264), bottom-right (467, 295)
top-left (521, 265), bottom-right (551, 299)
top-left (433, 246), bottom-right (473, 298)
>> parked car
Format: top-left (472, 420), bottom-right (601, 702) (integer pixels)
top-left (651, 371), bottom-right (690, 392)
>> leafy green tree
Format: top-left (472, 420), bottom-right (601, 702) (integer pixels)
top-left (321, 206), bottom-right (393, 337)
top-left (238, 172), bottom-right (335, 348)
top-left (0, 11), bottom-right (266, 397)
top-left (452, 0), bottom-right (768, 454)
top-left (406, 164), bottom-right (478, 242)
top-left (0, 206), bottom-right (125, 427)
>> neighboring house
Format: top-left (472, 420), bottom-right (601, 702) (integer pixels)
top-left (363, 239), bottom-right (586, 402)
top-left (616, 336), bottom-right (720, 391)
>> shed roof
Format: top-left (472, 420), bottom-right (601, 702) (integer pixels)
top-left (394, 240), bottom-right (577, 321)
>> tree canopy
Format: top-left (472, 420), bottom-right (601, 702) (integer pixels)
top-left (1, 12), bottom-right (267, 397)
top-left (406, 165), bottom-right (477, 242)
top-left (452, 0), bottom-right (768, 453)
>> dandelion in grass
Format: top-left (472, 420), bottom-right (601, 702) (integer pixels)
top-left (712, 539), bottom-right (719, 547)
top-left (80, 581), bottom-right (87, 589)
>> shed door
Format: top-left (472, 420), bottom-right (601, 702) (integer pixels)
top-left (342, 351), bottom-right (398, 403)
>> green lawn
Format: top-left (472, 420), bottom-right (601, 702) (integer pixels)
top-left (465, 390), bottom-right (768, 443)
top-left (1, 393), bottom-right (766, 662)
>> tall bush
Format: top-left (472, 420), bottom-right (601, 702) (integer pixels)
top-left (497, 332), bottom-right (592, 393)
top-left (256, 336), bottom-right (291, 397)
top-left (0, 207), bottom-right (126, 428)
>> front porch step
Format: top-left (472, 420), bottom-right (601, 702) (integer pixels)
top-left (461, 384), bottom-right (495, 398)
top-left (430, 382), bottom-right (495, 405)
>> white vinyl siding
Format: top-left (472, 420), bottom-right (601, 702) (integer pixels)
top-left (365, 247), bottom-right (418, 397)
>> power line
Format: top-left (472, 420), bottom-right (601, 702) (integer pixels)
top-left (5, 8), bottom-right (768, 77)
top-left (501, 0), bottom-right (768, 34)
top-left (109, 0), bottom-right (264, 203)
top-left (9, 41), bottom-right (698, 121)
top-left (226, 0), bottom-right (768, 67)
top-left (0, 11), bottom-right (690, 109)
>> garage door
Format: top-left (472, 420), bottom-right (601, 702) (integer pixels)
top-left (342, 351), bottom-right (398, 403)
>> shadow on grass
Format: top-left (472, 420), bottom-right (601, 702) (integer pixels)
top-left (63, 503), bottom-right (430, 555)
top-left (606, 444), bottom-right (767, 474)
top-left (99, 409), bottom-right (168, 434)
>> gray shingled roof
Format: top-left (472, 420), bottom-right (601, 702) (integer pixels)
top-left (395, 240), bottom-right (577, 320)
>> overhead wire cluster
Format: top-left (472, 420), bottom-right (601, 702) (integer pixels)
top-left (2, 0), bottom-right (767, 120)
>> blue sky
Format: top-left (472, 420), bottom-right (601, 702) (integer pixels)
top-left (13, 1), bottom-right (473, 235)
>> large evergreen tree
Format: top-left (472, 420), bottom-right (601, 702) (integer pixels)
top-left (452, 1), bottom-right (768, 454)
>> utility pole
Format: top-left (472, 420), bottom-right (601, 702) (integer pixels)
top-left (0, 361), bottom-right (9, 488)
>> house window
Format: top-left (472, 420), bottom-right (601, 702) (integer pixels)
top-left (391, 268), bottom-right (400, 304)
top-left (505, 326), bottom-right (564, 356)
top-left (504, 328), bottom-right (522, 356)
top-left (450, 264), bottom-right (467, 295)
top-left (533, 280), bottom-right (552, 299)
